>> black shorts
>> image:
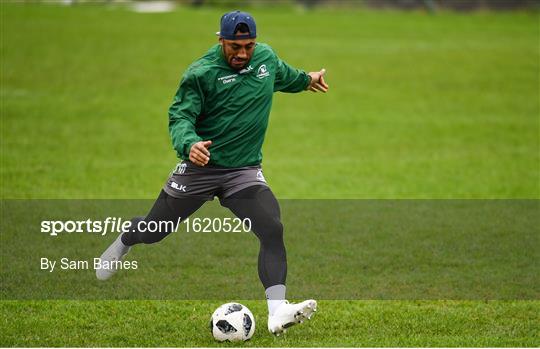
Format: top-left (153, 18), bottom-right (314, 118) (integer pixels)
top-left (163, 160), bottom-right (269, 201)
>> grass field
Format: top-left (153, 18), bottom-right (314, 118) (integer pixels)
top-left (2, 300), bottom-right (538, 347)
top-left (1, 2), bottom-right (539, 347)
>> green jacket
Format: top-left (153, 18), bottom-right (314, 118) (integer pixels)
top-left (168, 43), bottom-right (310, 167)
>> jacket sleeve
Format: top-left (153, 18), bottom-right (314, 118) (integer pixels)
top-left (168, 71), bottom-right (204, 159)
top-left (273, 52), bottom-right (310, 93)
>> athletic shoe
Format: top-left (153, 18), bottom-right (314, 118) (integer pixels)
top-left (267, 299), bottom-right (317, 335)
top-left (95, 234), bottom-right (130, 281)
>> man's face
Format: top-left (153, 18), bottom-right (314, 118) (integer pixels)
top-left (220, 32), bottom-right (256, 70)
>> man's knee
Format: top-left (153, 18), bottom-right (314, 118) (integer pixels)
top-left (258, 217), bottom-right (284, 247)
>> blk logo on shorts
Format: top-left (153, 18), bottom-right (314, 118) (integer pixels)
top-left (171, 182), bottom-right (187, 192)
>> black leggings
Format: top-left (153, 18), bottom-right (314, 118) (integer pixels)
top-left (121, 185), bottom-right (286, 288)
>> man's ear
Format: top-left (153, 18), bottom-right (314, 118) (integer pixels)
top-left (219, 37), bottom-right (223, 45)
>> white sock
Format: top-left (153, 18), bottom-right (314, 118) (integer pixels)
top-left (265, 284), bottom-right (286, 316)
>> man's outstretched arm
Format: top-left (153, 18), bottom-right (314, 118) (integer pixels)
top-left (273, 51), bottom-right (329, 94)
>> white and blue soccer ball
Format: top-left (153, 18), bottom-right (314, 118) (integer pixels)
top-left (210, 302), bottom-right (255, 342)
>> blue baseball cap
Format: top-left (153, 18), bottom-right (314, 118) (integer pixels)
top-left (216, 10), bottom-right (257, 40)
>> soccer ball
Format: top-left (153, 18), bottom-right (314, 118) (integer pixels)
top-left (210, 302), bottom-right (255, 342)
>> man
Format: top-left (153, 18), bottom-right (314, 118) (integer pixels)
top-left (96, 10), bottom-right (329, 335)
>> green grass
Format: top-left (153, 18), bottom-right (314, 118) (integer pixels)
top-left (1, 4), bottom-right (538, 199)
top-left (2, 300), bottom-right (539, 347)
top-left (1, 3), bottom-right (539, 347)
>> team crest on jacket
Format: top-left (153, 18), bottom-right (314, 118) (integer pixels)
top-left (256, 64), bottom-right (270, 79)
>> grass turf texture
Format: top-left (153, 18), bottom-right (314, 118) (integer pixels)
top-left (2, 4), bottom-right (538, 199)
top-left (1, 300), bottom-right (538, 347)
top-left (1, 3), bottom-right (539, 347)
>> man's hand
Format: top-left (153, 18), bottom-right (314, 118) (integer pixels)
top-left (307, 68), bottom-right (329, 93)
top-left (189, 140), bottom-right (212, 166)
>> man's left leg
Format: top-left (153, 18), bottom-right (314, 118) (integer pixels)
top-left (96, 190), bottom-right (206, 280)
top-left (221, 185), bottom-right (317, 335)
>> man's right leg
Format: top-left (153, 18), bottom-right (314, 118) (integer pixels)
top-left (96, 189), bottom-right (206, 280)
top-left (221, 185), bottom-right (317, 335)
